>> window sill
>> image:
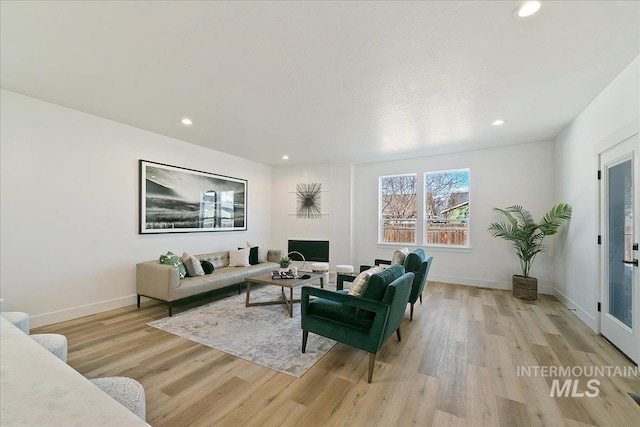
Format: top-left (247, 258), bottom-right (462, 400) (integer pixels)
top-left (423, 244), bottom-right (472, 253)
top-left (377, 243), bottom-right (472, 253)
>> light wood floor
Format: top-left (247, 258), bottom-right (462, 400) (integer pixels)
top-left (33, 282), bottom-right (640, 427)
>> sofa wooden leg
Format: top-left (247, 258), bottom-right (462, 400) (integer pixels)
top-left (368, 353), bottom-right (376, 383)
top-left (396, 327), bottom-right (401, 341)
top-left (168, 303), bottom-right (173, 317)
top-left (302, 330), bottom-right (309, 353)
top-left (420, 293), bottom-right (423, 304)
top-left (137, 295), bottom-right (140, 309)
top-left (410, 303), bottom-right (414, 321)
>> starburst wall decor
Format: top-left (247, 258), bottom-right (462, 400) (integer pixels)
top-left (296, 183), bottom-right (322, 219)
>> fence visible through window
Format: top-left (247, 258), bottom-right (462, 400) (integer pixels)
top-left (425, 221), bottom-right (468, 245)
top-left (379, 174), bottom-right (417, 244)
top-left (425, 169), bottom-right (469, 247)
top-left (379, 170), bottom-right (469, 246)
top-left (381, 219), bottom-right (416, 243)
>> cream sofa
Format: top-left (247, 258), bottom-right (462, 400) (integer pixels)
top-left (136, 249), bottom-right (283, 316)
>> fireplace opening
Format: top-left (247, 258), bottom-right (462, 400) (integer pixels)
top-left (287, 240), bottom-right (329, 262)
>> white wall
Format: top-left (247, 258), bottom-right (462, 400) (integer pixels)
top-left (353, 141), bottom-right (556, 292)
top-left (0, 90), bottom-right (273, 327)
top-left (271, 163), bottom-right (353, 271)
top-left (4, 58), bottom-right (636, 331)
top-left (554, 57), bottom-right (639, 331)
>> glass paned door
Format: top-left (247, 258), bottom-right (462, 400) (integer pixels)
top-left (608, 160), bottom-right (633, 328)
top-left (600, 134), bottom-right (639, 364)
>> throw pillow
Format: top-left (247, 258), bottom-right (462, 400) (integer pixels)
top-left (159, 251), bottom-right (187, 278)
top-left (238, 246), bottom-right (259, 265)
top-left (200, 260), bottom-right (215, 274)
top-left (181, 252), bottom-right (205, 277)
top-left (229, 247), bottom-right (250, 267)
top-left (391, 247), bottom-right (410, 265)
top-left (247, 241), bottom-right (270, 263)
top-left (249, 246), bottom-right (259, 265)
top-left (348, 266), bottom-right (384, 297)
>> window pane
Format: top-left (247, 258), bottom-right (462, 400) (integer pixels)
top-left (608, 160), bottom-right (632, 328)
top-left (380, 174), bottom-right (417, 243)
top-left (425, 169), bottom-right (469, 246)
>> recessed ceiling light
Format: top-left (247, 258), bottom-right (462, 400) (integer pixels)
top-left (181, 118), bottom-right (193, 126)
top-left (515, 1), bottom-right (541, 18)
top-left (492, 119), bottom-right (506, 126)
top-left (282, 155), bottom-right (289, 160)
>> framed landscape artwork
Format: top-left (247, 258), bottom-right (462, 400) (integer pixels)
top-left (139, 160), bottom-right (247, 234)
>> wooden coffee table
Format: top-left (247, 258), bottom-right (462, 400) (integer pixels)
top-left (245, 271), bottom-right (325, 317)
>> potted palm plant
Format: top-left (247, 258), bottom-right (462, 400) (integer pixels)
top-left (488, 203), bottom-right (572, 300)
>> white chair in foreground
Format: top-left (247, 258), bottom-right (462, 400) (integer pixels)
top-left (1, 311), bottom-right (29, 334)
top-left (90, 376), bottom-right (146, 421)
top-left (32, 333), bottom-right (68, 362)
top-left (1, 311), bottom-right (68, 362)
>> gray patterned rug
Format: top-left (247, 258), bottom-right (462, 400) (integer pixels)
top-left (148, 285), bottom-right (336, 377)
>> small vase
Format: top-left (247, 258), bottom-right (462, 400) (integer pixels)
top-left (278, 267), bottom-right (289, 274)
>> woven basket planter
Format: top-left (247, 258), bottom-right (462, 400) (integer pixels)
top-left (512, 275), bottom-right (537, 300)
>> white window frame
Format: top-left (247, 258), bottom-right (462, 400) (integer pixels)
top-left (424, 168), bottom-right (470, 248)
top-left (378, 173), bottom-right (418, 245)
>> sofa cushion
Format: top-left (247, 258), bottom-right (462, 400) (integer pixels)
top-left (182, 252), bottom-right (205, 277)
top-left (198, 252), bottom-right (229, 269)
top-left (159, 252), bottom-right (186, 278)
top-left (229, 248), bottom-right (250, 267)
top-left (308, 297), bottom-right (373, 333)
top-left (200, 260), bottom-right (215, 274)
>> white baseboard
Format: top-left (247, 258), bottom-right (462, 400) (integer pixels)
top-left (553, 287), bottom-right (597, 332)
top-left (429, 274), bottom-right (554, 295)
top-left (29, 295), bottom-right (138, 328)
top-left (28, 282), bottom-right (578, 329)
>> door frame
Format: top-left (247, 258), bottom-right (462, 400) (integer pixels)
top-left (595, 120), bottom-right (639, 335)
top-left (597, 124), bottom-right (639, 364)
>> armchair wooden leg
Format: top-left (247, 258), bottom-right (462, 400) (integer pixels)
top-left (410, 303), bottom-right (414, 321)
top-left (137, 295), bottom-right (140, 309)
top-left (420, 293), bottom-right (423, 304)
top-left (302, 330), bottom-right (309, 353)
top-left (368, 353), bottom-right (376, 383)
top-left (396, 327), bottom-right (402, 341)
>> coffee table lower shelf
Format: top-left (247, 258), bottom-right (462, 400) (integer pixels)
top-left (245, 272), bottom-right (325, 317)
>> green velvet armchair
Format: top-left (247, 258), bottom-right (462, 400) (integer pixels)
top-left (301, 265), bottom-right (414, 383)
top-left (403, 249), bottom-right (433, 321)
top-left (339, 249), bottom-right (433, 321)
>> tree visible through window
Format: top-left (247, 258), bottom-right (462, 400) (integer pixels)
top-left (380, 174), bottom-right (417, 243)
top-left (425, 169), bottom-right (469, 246)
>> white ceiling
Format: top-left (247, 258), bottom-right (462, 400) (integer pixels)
top-left (1, 1), bottom-right (638, 166)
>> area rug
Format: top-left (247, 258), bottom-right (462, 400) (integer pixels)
top-left (148, 285), bottom-right (336, 377)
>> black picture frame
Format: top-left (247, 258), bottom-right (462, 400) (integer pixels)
top-left (139, 160), bottom-right (247, 234)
